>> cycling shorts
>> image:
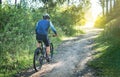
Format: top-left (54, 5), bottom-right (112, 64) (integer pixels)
top-left (36, 34), bottom-right (50, 47)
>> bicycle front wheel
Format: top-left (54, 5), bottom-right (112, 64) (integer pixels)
top-left (50, 43), bottom-right (54, 58)
top-left (33, 48), bottom-right (43, 72)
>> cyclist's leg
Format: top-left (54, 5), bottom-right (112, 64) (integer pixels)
top-left (46, 46), bottom-right (50, 62)
top-left (36, 34), bottom-right (42, 49)
top-left (43, 36), bottom-right (51, 62)
top-left (37, 42), bottom-right (41, 48)
top-left (43, 38), bottom-right (50, 55)
top-left (46, 46), bottom-right (50, 55)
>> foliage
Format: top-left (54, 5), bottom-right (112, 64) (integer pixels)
top-left (0, 0), bottom-right (89, 76)
top-left (51, 5), bottom-right (85, 36)
top-left (88, 32), bottom-right (120, 76)
top-left (0, 5), bottom-right (35, 76)
top-left (94, 0), bottom-right (120, 28)
top-left (103, 17), bottom-right (120, 38)
top-left (89, 1), bottom-right (120, 76)
top-left (94, 15), bottom-right (106, 28)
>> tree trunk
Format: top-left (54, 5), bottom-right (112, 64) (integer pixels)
top-left (0, 0), bottom-right (2, 4)
top-left (15, 0), bottom-right (17, 7)
top-left (113, 0), bottom-right (116, 7)
top-left (99, 0), bottom-right (105, 15)
top-left (106, 0), bottom-right (109, 14)
top-left (67, 0), bottom-right (70, 5)
top-left (102, 0), bottom-right (105, 15)
top-left (0, 0), bottom-right (2, 9)
top-left (15, 0), bottom-right (17, 5)
top-left (110, 0), bottom-right (112, 12)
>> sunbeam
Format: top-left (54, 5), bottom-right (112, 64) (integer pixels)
top-left (84, 0), bottom-right (102, 28)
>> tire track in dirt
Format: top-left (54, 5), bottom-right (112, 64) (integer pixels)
top-left (17, 28), bottom-right (102, 77)
top-left (29, 28), bottom-right (102, 77)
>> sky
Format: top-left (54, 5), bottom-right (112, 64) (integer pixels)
top-left (90, 0), bottom-right (102, 21)
top-left (2, 0), bottom-right (43, 8)
top-left (3, 0), bottom-right (20, 4)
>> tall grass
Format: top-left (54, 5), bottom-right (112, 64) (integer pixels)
top-left (88, 16), bottom-right (120, 76)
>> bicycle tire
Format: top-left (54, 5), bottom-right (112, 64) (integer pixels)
top-left (50, 43), bottom-right (54, 58)
top-left (33, 48), bottom-right (43, 72)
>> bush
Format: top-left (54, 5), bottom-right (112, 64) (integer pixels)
top-left (103, 17), bottom-right (120, 39)
top-left (94, 15), bottom-right (107, 28)
top-left (0, 5), bottom-right (35, 75)
top-left (51, 5), bottom-right (85, 36)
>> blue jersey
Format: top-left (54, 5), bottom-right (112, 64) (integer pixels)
top-left (35, 19), bottom-right (57, 35)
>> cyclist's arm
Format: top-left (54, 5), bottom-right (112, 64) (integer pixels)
top-left (50, 21), bottom-right (57, 35)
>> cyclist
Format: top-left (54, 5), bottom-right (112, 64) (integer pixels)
top-left (35, 14), bottom-right (57, 62)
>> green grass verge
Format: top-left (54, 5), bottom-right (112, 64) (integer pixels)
top-left (88, 36), bottom-right (120, 77)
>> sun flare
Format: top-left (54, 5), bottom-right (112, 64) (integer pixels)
top-left (84, 0), bottom-right (102, 27)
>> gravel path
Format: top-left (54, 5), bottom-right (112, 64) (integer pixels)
top-left (18, 28), bottom-right (102, 77)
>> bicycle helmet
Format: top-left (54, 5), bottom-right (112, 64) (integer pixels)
top-left (43, 13), bottom-right (50, 19)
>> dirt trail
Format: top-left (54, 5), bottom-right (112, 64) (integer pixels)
top-left (18, 28), bottom-right (102, 77)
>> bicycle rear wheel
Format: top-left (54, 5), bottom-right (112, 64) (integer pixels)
top-left (33, 48), bottom-right (43, 72)
top-left (50, 43), bottom-right (54, 58)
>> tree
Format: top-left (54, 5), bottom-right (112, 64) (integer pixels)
top-left (100, 0), bottom-right (105, 15)
top-left (0, 0), bottom-right (1, 4)
top-left (0, 0), bottom-right (1, 9)
top-left (99, 0), bottom-right (115, 15)
top-left (106, 0), bottom-right (109, 14)
top-left (15, 0), bottom-right (17, 5)
top-left (110, 0), bottom-right (112, 12)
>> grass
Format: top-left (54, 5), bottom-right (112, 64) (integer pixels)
top-left (0, 52), bottom-right (34, 77)
top-left (88, 35), bottom-right (120, 77)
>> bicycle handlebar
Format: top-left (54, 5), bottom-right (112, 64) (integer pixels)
top-left (48, 34), bottom-right (58, 37)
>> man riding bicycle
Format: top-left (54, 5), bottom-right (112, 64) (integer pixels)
top-left (35, 14), bottom-right (57, 62)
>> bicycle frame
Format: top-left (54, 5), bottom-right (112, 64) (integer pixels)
top-left (33, 40), bottom-right (54, 72)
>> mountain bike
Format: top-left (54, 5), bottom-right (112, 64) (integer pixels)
top-left (33, 41), bottom-right (54, 72)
